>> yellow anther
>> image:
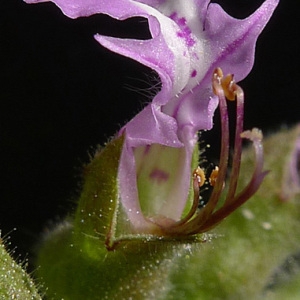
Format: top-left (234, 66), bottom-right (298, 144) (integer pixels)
top-left (193, 166), bottom-right (206, 188)
top-left (213, 67), bottom-right (223, 81)
top-left (212, 67), bottom-right (237, 101)
top-left (209, 166), bottom-right (219, 187)
top-left (221, 74), bottom-right (236, 101)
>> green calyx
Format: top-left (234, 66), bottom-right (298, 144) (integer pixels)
top-left (73, 134), bottom-right (124, 251)
top-left (33, 126), bottom-right (300, 299)
top-left (0, 233), bottom-right (42, 299)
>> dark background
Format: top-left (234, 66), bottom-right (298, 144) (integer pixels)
top-left (0, 0), bottom-right (299, 260)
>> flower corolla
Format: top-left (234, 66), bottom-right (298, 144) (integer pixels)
top-left (25, 0), bottom-right (279, 247)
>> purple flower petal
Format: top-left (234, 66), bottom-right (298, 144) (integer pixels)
top-left (24, 0), bottom-right (279, 233)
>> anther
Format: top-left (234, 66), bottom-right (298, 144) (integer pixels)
top-left (209, 166), bottom-right (219, 187)
top-left (213, 67), bottom-right (237, 101)
top-left (193, 166), bottom-right (206, 188)
top-left (240, 128), bottom-right (263, 142)
top-left (221, 74), bottom-right (236, 101)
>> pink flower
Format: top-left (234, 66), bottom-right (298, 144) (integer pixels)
top-left (25, 0), bottom-right (279, 246)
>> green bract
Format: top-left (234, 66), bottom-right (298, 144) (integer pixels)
top-left (0, 234), bottom-right (42, 299)
top-left (32, 126), bottom-right (300, 299)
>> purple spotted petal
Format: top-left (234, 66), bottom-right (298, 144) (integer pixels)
top-left (24, 0), bottom-right (279, 232)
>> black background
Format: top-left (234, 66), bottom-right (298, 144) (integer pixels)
top-left (0, 0), bottom-right (299, 260)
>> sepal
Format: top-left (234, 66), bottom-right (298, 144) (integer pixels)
top-left (0, 232), bottom-right (42, 299)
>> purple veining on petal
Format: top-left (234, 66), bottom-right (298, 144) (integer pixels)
top-left (170, 12), bottom-right (196, 47)
top-left (167, 0), bottom-right (279, 136)
top-left (150, 169), bottom-right (170, 182)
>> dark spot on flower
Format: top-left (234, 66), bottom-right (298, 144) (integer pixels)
top-left (150, 169), bottom-right (169, 183)
top-left (143, 145), bottom-right (151, 155)
top-left (191, 69), bottom-right (197, 77)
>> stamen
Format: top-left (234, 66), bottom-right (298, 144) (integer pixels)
top-left (160, 67), bottom-right (266, 237)
top-left (191, 68), bottom-right (231, 223)
top-left (199, 128), bottom-right (267, 232)
top-left (174, 68), bottom-right (231, 234)
top-left (193, 165), bottom-right (216, 208)
top-left (209, 166), bottom-right (219, 187)
top-left (169, 176), bottom-right (200, 228)
top-left (221, 73), bottom-right (236, 101)
top-left (224, 75), bottom-right (244, 205)
top-left (193, 166), bottom-right (206, 188)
